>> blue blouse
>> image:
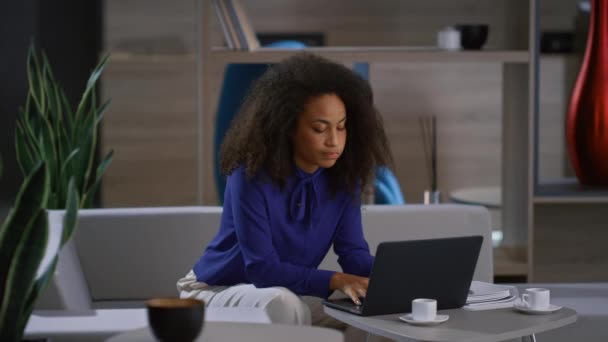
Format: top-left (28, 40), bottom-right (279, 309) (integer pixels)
top-left (192, 166), bottom-right (374, 298)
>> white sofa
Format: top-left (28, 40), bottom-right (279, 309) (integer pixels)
top-left (36, 204), bottom-right (494, 310)
top-left (27, 204), bottom-right (493, 341)
top-left (28, 204), bottom-right (608, 341)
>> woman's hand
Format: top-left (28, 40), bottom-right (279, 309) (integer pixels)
top-left (329, 272), bottom-right (369, 305)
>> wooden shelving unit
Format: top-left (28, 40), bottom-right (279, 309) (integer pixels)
top-left (534, 178), bottom-right (608, 203)
top-left (529, 3), bottom-right (608, 282)
top-left (199, 0), bottom-right (542, 280)
top-left (209, 47), bottom-right (529, 64)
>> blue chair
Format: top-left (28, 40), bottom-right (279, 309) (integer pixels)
top-left (374, 167), bottom-right (405, 205)
top-left (213, 47), bottom-right (405, 204)
top-left (214, 41), bottom-right (306, 203)
top-left (213, 63), bottom-right (270, 203)
top-left (351, 64), bottom-right (405, 205)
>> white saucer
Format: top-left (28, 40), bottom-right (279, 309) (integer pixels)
top-left (513, 303), bottom-right (562, 315)
top-left (399, 314), bottom-right (449, 326)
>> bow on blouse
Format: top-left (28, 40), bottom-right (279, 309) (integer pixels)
top-left (289, 167), bottom-right (323, 222)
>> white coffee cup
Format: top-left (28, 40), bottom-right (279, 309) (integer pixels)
top-left (412, 298), bottom-right (437, 321)
top-left (437, 26), bottom-right (461, 51)
top-left (522, 288), bottom-right (550, 310)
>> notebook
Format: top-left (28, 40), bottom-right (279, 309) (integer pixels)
top-left (322, 235), bottom-right (483, 316)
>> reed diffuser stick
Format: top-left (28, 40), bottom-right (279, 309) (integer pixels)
top-left (431, 116), bottom-right (437, 192)
top-left (419, 116), bottom-right (438, 193)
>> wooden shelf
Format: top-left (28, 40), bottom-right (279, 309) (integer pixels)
top-left (534, 178), bottom-right (608, 203)
top-left (209, 47), bottom-right (529, 64)
top-left (109, 53), bottom-right (197, 62)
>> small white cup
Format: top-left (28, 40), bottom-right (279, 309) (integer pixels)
top-left (437, 26), bottom-right (461, 51)
top-left (412, 298), bottom-right (437, 321)
top-left (522, 288), bottom-right (550, 310)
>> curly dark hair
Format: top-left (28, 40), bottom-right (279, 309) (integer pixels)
top-left (220, 52), bottom-right (393, 194)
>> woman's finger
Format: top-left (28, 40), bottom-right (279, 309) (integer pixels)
top-left (345, 287), bottom-right (361, 305)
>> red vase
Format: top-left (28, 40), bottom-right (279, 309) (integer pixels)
top-left (566, 0), bottom-right (608, 185)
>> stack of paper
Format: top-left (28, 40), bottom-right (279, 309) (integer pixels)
top-left (463, 281), bottom-right (519, 311)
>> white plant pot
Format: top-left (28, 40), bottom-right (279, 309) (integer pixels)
top-left (34, 210), bottom-right (92, 312)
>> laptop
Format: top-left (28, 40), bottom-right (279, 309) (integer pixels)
top-left (322, 235), bottom-right (483, 316)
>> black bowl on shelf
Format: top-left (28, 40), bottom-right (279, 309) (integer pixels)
top-left (456, 24), bottom-right (489, 50)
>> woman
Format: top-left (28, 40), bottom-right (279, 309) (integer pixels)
top-left (178, 52), bottom-right (393, 329)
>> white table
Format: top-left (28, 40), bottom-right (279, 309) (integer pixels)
top-left (106, 322), bottom-right (343, 342)
top-left (324, 305), bottom-right (577, 342)
top-left (513, 283), bottom-right (608, 342)
top-left (25, 307), bottom-right (271, 341)
top-left (449, 186), bottom-right (503, 245)
top-left (449, 186), bottom-right (501, 208)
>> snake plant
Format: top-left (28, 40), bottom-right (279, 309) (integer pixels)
top-left (0, 45), bottom-right (112, 341)
top-left (15, 46), bottom-right (114, 209)
top-left (0, 162), bottom-right (79, 341)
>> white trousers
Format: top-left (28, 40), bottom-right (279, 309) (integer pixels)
top-left (177, 271), bottom-right (392, 341)
top-left (177, 270), bottom-right (311, 325)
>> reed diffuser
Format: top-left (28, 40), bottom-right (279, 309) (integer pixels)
top-left (420, 116), bottom-right (440, 204)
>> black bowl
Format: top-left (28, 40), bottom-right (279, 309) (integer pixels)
top-left (456, 24), bottom-right (489, 50)
top-left (147, 298), bottom-right (205, 342)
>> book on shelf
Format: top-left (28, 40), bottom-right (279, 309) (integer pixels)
top-left (211, 0), bottom-right (260, 50)
top-left (223, 0), bottom-right (247, 49)
top-left (463, 281), bottom-right (519, 311)
top-left (211, 0), bottom-right (237, 49)
top-left (229, 0), bottom-right (260, 50)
